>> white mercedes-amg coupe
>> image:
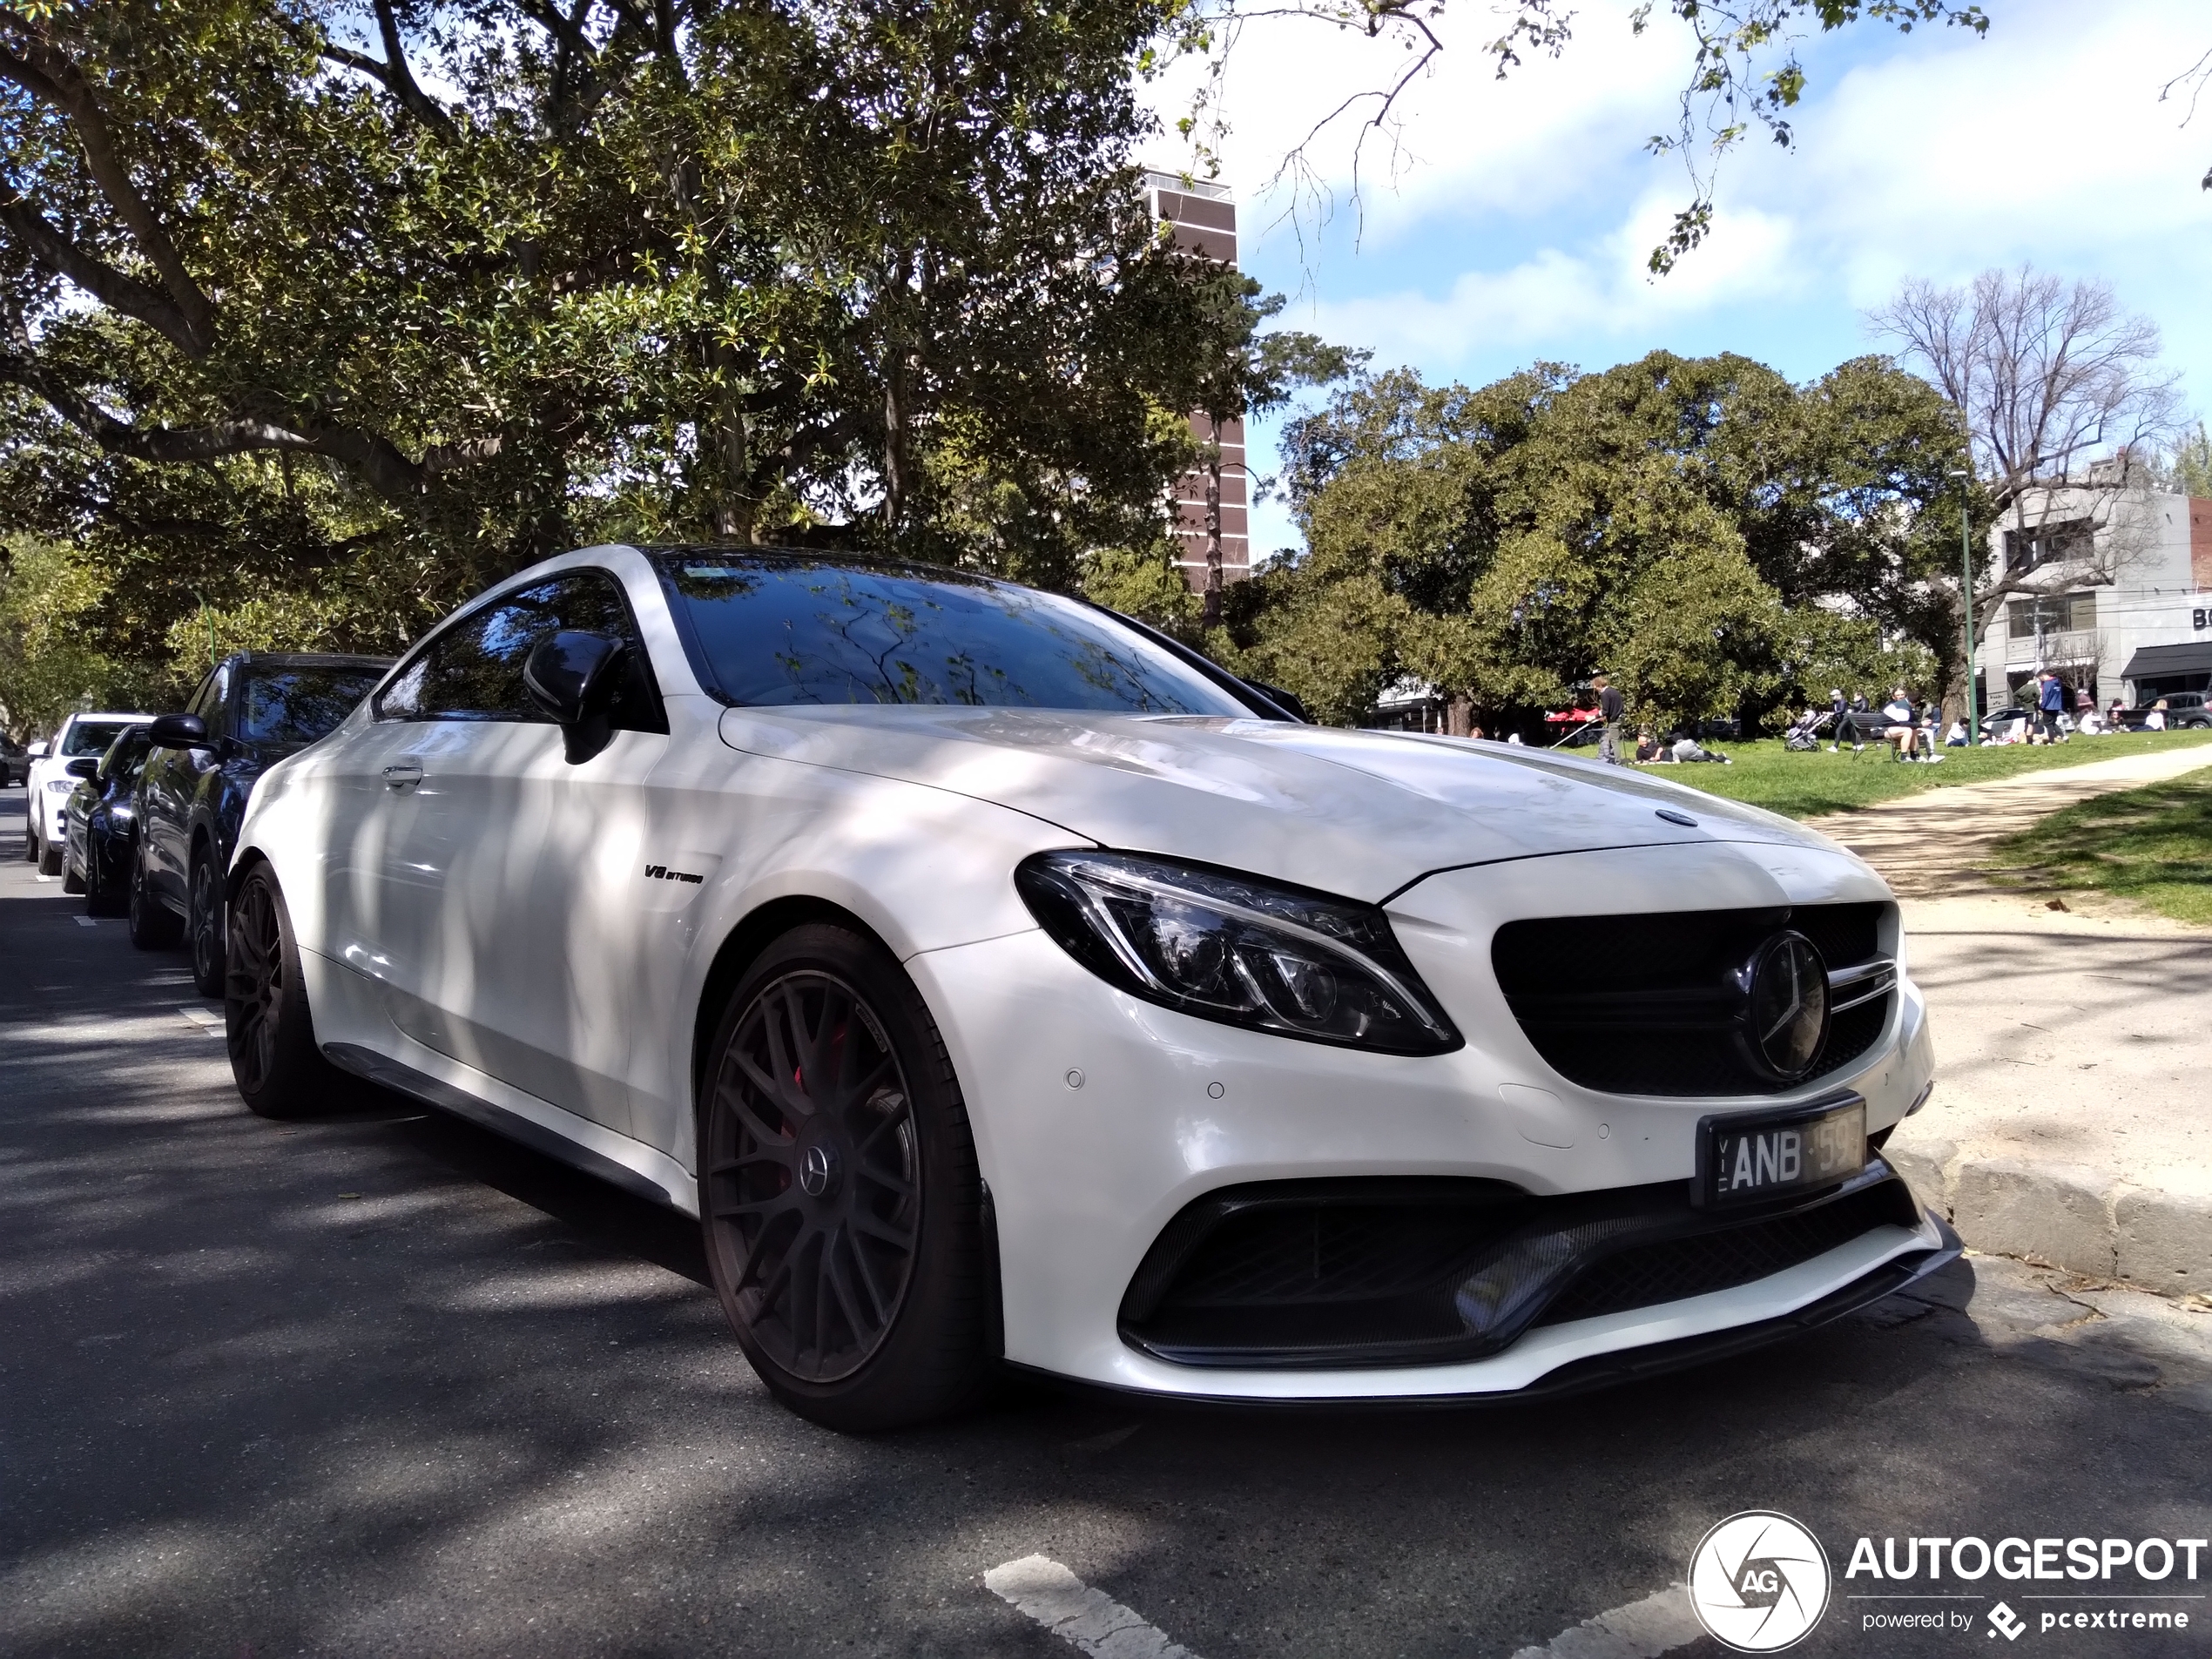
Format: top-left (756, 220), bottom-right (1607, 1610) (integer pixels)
top-left (226, 545), bottom-right (1952, 1428)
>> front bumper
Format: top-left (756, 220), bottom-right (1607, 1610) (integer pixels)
top-left (907, 838), bottom-right (1937, 1400)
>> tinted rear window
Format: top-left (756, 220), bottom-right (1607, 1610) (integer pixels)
top-left (239, 669), bottom-right (386, 747)
top-left (656, 557), bottom-right (1245, 714)
top-left (61, 719), bottom-right (137, 757)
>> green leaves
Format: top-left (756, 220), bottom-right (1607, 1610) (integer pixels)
top-left (0, 0), bottom-right (1252, 685)
top-left (1224, 349), bottom-right (1964, 732)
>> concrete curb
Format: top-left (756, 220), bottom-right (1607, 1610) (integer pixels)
top-left (1887, 1137), bottom-right (2211, 1298)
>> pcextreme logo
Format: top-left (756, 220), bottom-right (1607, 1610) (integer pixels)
top-left (1689, 1511), bottom-right (1832, 1652)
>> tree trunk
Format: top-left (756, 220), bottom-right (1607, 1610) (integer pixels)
top-left (882, 355), bottom-right (910, 541)
top-left (1446, 695), bottom-right (1472, 738)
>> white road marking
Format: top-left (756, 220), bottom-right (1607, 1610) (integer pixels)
top-left (177, 1006), bottom-right (224, 1035)
top-left (73, 915), bottom-right (97, 927)
top-left (986, 1554), bottom-right (1200, 1659)
top-left (1510, 1584), bottom-right (1703, 1659)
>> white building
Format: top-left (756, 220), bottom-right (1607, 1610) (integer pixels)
top-left (1970, 483), bottom-right (2212, 712)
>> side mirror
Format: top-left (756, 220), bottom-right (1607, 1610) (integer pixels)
top-left (523, 631), bottom-right (629, 764)
top-left (148, 712), bottom-right (214, 752)
top-left (65, 757), bottom-right (100, 780)
top-left (27, 739), bottom-right (47, 758)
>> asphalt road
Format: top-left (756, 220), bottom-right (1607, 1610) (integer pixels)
top-left (3, 780), bottom-right (2210, 1659)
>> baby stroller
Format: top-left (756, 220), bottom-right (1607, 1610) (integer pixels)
top-left (1783, 708), bottom-right (1831, 752)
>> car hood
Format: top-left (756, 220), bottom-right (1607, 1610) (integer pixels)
top-left (717, 706), bottom-right (1832, 901)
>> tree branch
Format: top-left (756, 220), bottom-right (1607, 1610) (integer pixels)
top-left (0, 357), bottom-right (433, 514)
top-left (320, 3), bottom-right (461, 142)
top-left (0, 193), bottom-right (205, 355)
top-left (0, 32), bottom-right (216, 352)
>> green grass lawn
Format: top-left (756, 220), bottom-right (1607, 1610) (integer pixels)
top-left (1981, 774), bottom-right (2212, 926)
top-left (1630, 728), bottom-right (2212, 820)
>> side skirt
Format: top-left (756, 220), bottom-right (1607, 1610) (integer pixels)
top-left (324, 1040), bottom-right (683, 1213)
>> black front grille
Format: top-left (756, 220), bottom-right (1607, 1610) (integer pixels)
top-left (1119, 1164), bottom-right (1918, 1368)
top-left (1536, 1177), bottom-right (1922, 1325)
top-left (1491, 903), bottom-right (1892, 1096)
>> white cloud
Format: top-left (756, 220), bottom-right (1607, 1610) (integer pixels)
top-left (1201, 0), bottom-right (2212, 355)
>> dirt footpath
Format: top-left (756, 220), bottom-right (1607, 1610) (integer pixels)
top-left (1799, 745), bottom-right (2212, 1297)
top-left (1801, 741), bottom-right (2212, 897)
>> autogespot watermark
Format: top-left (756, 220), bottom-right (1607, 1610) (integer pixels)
top-left (1689, 1511), bottom-right (1833, 1652)
top-left (1689, 1518), bottom-right (2209, 1648)
top-left (1845, 1534), bottom-right (2207, 1642)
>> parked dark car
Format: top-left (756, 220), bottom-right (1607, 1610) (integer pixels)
top-left (2116, 691), bottom-right (2212, 731)
top-left (133, 651), bottom-right (394, 990)
top-left (63, 725), bottom-right (157, 914)
top-left (1, 734), bottom-right (28, 789)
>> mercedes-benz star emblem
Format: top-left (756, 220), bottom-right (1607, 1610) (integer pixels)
top-left (799, 1143), bottom-right (839, 1197)
top-left (1737, 931), bottom-right (1829, 1081)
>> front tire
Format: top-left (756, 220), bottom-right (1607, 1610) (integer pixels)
top-left (61, 840), bottom-right (85, 894)
top-left (189, 852), bottom-right (225, 996)
top-left (85, 834), bottom-right (128, 917)
top-left (225, 865), bottom-right (351, 1118)
top-left (698, 921), bottom-right (990, 1432)
top-left (128, 850), bottom-right (184, 949)
top-left (36, 823), bottom-right (62, 877)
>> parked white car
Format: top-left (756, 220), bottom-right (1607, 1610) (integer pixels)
top-left (228, 546), bottom-right (1950, 1428)
top-left (24, 711), bottom-right (151, 876)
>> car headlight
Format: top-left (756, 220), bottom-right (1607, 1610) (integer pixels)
top-left (1015, 850), bottom-right (1462, 1055)
top-left (47, 778), bottom-right (73, 792)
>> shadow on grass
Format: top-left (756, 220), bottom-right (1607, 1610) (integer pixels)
top-left (1985, 774), bottom-right (2212, 925)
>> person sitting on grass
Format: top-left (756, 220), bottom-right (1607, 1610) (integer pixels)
top-left (2147, 698), bottom-right (2168, 732)
top-left (1634, 726), bottom-right (1662, 763)
top-left (1669, 728), bottom-right (1730, 764)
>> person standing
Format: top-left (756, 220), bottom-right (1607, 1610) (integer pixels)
top-left (1595, 673), bottom-right (1625, 765)
top-left (2038, 670), bottom-right (2067, 742)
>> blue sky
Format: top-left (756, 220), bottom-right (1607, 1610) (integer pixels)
top-left (1147, 0), bottom-right (2212, 558)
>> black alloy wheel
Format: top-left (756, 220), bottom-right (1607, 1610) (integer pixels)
top-left (127, 848), bottom-right (183, 949)
top-left (700, 922), bottom-right (989, 1431)
top-left (189, 853), bottom-right (225, 996)
top-left (225, 865), bottom-right (348, 1117)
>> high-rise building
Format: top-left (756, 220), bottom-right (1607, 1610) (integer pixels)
top-left (1143, 171), bottom-right (1247, 598)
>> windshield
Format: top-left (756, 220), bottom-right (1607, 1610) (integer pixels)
top-left (61, 718), bottom-right (137, 758)
top-left (656, 556), bottom-right (1248, 715)
top-left (239, 667), bottom-right (386, 747)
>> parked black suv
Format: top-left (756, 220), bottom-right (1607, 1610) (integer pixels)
top-left (133, 651), bottom-right (393, 991)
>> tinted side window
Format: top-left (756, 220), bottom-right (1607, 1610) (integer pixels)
top-left (239, 668), bottom-right (387, 747)
top-left (377, 571), bottom-right (660, 727)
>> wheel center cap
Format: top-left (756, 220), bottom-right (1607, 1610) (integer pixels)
top-left (799, 1142), bottom-right (840, 1199)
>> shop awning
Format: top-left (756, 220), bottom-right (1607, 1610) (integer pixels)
top-left (2119, 641), bottom-right (2212, 682)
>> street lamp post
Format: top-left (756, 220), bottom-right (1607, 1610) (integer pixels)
top-left (1950, 468), bottom-right (1979, 744)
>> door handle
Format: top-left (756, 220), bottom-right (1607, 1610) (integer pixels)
top-left (381, 760), bottom-right (424, 789)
